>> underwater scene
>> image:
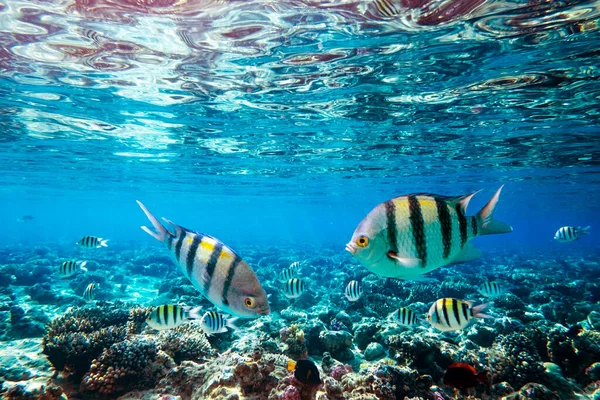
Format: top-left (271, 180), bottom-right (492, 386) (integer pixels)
top-left (1, 0), bottom-right (600, 399)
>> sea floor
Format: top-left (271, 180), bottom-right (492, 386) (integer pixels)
top-left (0, 242), bottom-right (599, 399)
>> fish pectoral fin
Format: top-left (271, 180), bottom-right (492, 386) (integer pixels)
top-left (387, 252), bottom-right (422, 268)
top-left (450, 244), bottom-right (482, 264)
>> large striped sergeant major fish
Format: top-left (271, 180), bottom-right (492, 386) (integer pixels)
top-left (136, 201), bottom-right (270, 318)
top-left (345, 186), bottom-right (512, 279)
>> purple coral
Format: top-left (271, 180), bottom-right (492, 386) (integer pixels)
top-left (330, 364), bottom-right (353, 381)
top-left (280, 385), bottom-right (301, 400)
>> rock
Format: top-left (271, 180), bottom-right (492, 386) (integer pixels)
top-left (466, 325), bottom-right (496, 347)
top-left (517, 383), bottom-right (560, 400)
top-left (364, 342), bottom-right (385, 361)
top-left (10, 305), bottom-right (25, 323)
top-left (586, 362), bottom-right (600, 380)
top-left (354, 321), bottom-right (379, 350)
top-left (28, 284), bottom-right (58, 304)
top-left (320, 330), bottom-right (354, 362)
top-left (333, 311), bottom-right (352, 330)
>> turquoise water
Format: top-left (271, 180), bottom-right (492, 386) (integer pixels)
top-left (1, 0), bottom-right (600, 399)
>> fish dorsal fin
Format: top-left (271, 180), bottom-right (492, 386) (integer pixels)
top-left (456, 191), bottom-right (481, 214)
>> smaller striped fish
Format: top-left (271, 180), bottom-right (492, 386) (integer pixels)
top-left (83, 283), bottom-right (99, 302)
top-left (283, 278), bottom-right (306, 299)
top-left (146, 305), bottom-right (202, 330)
top-left (478, 282), bottom-right (505, 298)
top-left (554, 226), bottom-right (591, 243)
top-left (289, 261), bottom-right (302, 271)
top-left (76, 236), bottom-right (109, 248)
top-left (390, 308), bottom-right (420, 327)
top-left (279, 267), bottom-right (298, 282)
top-left (200, 311), bottom-right (238, 335)
top-left (344, 280), bottom-right (363, 302)
top-left (427, 298), bottom-right (491, 331)
top-left (59, 260), bottom-right (87, 278)
top-left (375, 0), bottom-right (400, 17)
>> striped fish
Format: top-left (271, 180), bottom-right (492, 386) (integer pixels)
top-left (59, 260), bottom-right (87, 278)
top-left (427, 298), bottom-right (491, 331)
top-left (76, 236), bottom-right (108, 248)
top-left (136, 201), bottom-right (270, 318)
top-left (478, 281), bottom-right (505, 298)
top-left (344, 280), bottom-right (363, 302)
top-left (279, 266), bottom-right (298, 282)
top-left (289, 261), bottom-right (302, 271)
top-left (200, 311), bottom-right (238, 335)
top-left (390, 307), bottom-right (420, 327)
top-left (83, 283), bottom-right (98, 302)
top-left (346, 186), bottom-right (512, 279)
top-left (554, 226), bottom-right (590, 243)
top-left (283, 278), bottom-right (306, 299)
top-left (375, 0), bottom-right (400, 17)
top-left (146, 305), bottom-right (201, 330)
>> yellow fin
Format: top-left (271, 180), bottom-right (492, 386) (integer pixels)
top-left (287, 360), bottom-right (296, 372)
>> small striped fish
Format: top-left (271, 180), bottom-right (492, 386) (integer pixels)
top-left (83, 283), bottom-right (98, 302)
top-left (344, 280), bottom-right (363, 302)
top-left (200, 311), bottom-right (238, 335)
top-left (554, 226), bottom-right (590, 243)
top-left (346, 187), bottom-right (512, 280)
top-left (283, 278), bottom-right (306, 299)
top-left (59, 260), bottom-right (87, 278)
top-left (391, 307), bottom-right (420, 327)
top-left (137, 201), bottom-right (270, 318)
top-left (375, 0), bottom-right (400, 17)
top-left (289, 261), bottom-right (302, 271)
top-left (146, 305), bottom-right (201, 330)
top-left (478, 282), bottom-right (505, 298)
top-left (427, 298), bottom-right (491, 331)
top-left (77, 236), bottom-right (108, 248)
top-left (279, 266), bottom-right (298, 282)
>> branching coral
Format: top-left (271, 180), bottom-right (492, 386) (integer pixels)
top-left (81, 336), bottom-right (173, 394)
top-left (42, 303), bottom-right (130, 380)
top-left (159, 322), bottom-right (214, 363)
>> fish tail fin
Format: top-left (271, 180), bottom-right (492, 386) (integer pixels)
top-left (80, 261), bottom-right (88, 272)
top-left (226, 317), bottom-right (240, 331)
top-left (136, 200), bottom-right (170, 242)
top-left (187, 306), bottom-right (202, 320)
top-left (99, 239), bottom-right (109, 247)
top-left (476, 185), bottom-right (513, 235)
top-left (477, 370), bottom-right (488, 384)
top-left (472, 302), bottom-right (493, 319)
top-left (580, 226), bottom-right (591, 235)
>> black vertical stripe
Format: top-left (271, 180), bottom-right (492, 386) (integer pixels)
top-left (408, 196), bottom-right (427, 267)
top-left (163, 305), bottom-right (169, 326)
top-left (203, 242), bottom-right (224, 293)
top-left (384, 200), bottom-right (399, 254)
top-left (435, 197), bottom-right (452, 259)
top-left (442, 299), bottom-right (450, 327)
top-left (167, 235), bottom-right (174, 250)
top-left (461, 302), bottom-right (469, 321)
top-left (456, 204), bottom-right (468, 248)
top-left (452, 298), bottom-right (461, 326)
top-left (175, 233), bottom-right (186, 261)
top-left (156, 308), bottom-right (161, 324)
top-left (187, 234), bottom-right (202, 279)
top-left (173, 306), bottom-right (178, 325)
top-left (222, 255), bottom-right (241, 306)
top-left (434, 301), bottom-right (441, 324)
top-left (402, 308), bottom-right (406, 325)
top-left (180, 307), bottom-right (184, 320)
top-left (471, 216), bottom-right (478, 237)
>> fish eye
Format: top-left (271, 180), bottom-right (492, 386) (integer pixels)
top-left (356, 236), bottom-right (369, 247)
top-left (244, 297), bottom-right (255, 308)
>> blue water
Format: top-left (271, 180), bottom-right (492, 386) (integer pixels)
top-left (0, 0), bottom-right (599, 396)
